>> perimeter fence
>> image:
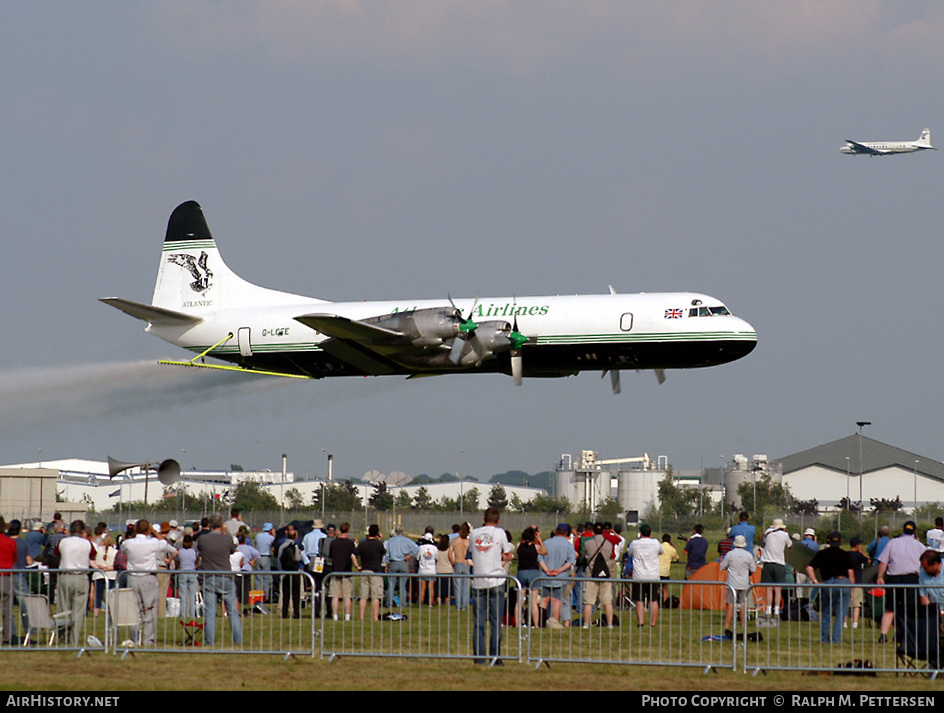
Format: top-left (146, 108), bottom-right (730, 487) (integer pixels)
top-left (2, 567), bottom-right (942, 678)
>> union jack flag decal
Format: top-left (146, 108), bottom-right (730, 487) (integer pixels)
top-left (664, 308), bottom-right (683, 319)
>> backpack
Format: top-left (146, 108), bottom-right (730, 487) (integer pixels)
top-left (588, 537), bottom-right (610, 578)
top-left (279, 541), bottom-right (297, 571)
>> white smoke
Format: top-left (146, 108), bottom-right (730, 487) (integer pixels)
top-left (0, 359), bottom-right (284, 431)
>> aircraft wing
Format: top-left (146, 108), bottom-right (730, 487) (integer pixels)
top-left (295, 313), bottom-right (410, 376)
top-left (845, 140), bottom-right (885, 155)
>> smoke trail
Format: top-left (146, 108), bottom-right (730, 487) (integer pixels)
top-left (0, 359), bottom-right (286, 431)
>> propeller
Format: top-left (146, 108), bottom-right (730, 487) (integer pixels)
top-left (509, 300), bottom-right (527, 385)
top-left (448, 293), bottom-right (480, 364)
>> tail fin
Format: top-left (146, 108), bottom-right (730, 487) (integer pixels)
top-left (917, 128), bottom-right (932, 146)
top-left (153, 201), bottom-right (324, 314)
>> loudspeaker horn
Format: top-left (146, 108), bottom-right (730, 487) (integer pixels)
top-left (107, 456), bottom-right (146, 479)
top-left (157, 459), bottom-right (181, 486)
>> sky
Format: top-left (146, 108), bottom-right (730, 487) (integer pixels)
top-left (3, 2), bottom-right (944, 486)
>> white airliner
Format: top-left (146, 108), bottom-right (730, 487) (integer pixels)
top-left (101, 201), bottom-right (757, 393)
top-left (840, 128), bottom-right (936, 156)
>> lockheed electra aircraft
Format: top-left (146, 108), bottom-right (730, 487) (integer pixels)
top-left (102, 201), bottom-right (757, 393)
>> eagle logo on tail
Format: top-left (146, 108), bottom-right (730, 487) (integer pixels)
top-left (167, 251), bottom-right (213, 294)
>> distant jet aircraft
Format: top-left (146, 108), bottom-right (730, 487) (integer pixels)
top-left (101, 201), bottom-right (757, 393)
top-left (840, 129), bottom-right (936, 156)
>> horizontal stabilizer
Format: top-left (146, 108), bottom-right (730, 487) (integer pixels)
top-left (100, 297), bottom-right (203, 326)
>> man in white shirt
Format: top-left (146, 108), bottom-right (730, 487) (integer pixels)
top-left (760, 518), bottom-right (792, 617)
top-left (926, 518), bottom-right (944, 552)
top-left (120, 519), bottom-right (177, 645)
top-left (628, 524), bottom-right (665, 627)
top-left (55, 520), bottom-right (101, 646)
top-left (469, 508), bottom-right (514, 664)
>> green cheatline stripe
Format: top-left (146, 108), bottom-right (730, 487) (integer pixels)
top-left (163, 240), bottom-right (217, 251)
top-left (536, 332), bottom-right (757, 345)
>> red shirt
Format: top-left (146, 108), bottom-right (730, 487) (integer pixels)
top-left (0, 534), bottom-right (17, 572)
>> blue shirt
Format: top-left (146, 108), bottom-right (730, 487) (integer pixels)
top-left (539, 535), bottom-right (576, 587)
top-left (255, 531), bottom-right (275, 560)
top-left (684, 535), bottom-right (709, 571)
top-left (24, 531), bottom-right (45, 560)
top-left (919, 568), bottom-right (944, 605)
top-left (801, 537), bottom-right (819, 553)
top-left (868, 536), bottom-right (890, 561)
top-left (728, 522), bottom-right (756, 545)
top-left (301, 529), bottom-right (326, 559)
top-left (386, 535), bottom-right (419, 563)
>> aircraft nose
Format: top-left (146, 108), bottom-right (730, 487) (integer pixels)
top-left (729, 316), bottom-right (757, 358)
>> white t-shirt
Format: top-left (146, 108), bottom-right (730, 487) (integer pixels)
top-left (417, 543), bottom-right (438, 576)
top-left (628, 537), bottom-right (664, 582)
top-left (761, 529), bottom-right (792, 565)
top-left (57, 536), bottom-right (96, 571)
top-left (469, 525), bottom-right (512, 589)
top-left (926, 528), bottom-right (944, 552)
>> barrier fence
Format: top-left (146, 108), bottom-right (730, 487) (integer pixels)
top-left (2, 566), bottom-right (943, 677)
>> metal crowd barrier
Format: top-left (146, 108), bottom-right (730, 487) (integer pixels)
top-left (742, 581), bottom-right (944, 678)
top-left (319, 572), bottom-right (523, 665)
top-left (0, 568), bottom-right (317, 658)
top-left (525, 575), bottom-right (738, 671)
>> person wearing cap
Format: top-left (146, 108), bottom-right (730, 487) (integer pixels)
top-left (720, 534), bottom-right (756, 636)
top-left (876, 520), bottom-right (927, 642)
top-left (417, 532), bottom-right (438, 606)
top-left (806, 531), bottom-right (854, 643)
top-left (385, 526), bottom-right (418, 608)
top-left (255, 522), bottom-right (276, 606)
top-left (538, 523), bottom-right (576, 627)
top-left (800, 528), bottom-right (819, 553)
top-left (760, 518), bottom-right (792, 617)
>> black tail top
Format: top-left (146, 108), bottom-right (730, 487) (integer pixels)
top-left (165, 201), bottom-right (213, 243)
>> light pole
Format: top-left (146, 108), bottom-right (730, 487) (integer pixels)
top-left (856, 421), bottom-right (871, 521)
top-left (459, 449), bottom-right (465, 520)
top-left (845, 456), bottom-right (850, 511)
top-left (914, 460), bottom-right (919, 515)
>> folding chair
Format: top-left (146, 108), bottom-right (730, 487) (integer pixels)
top-left (896, 605), bottom-right (942, 678)
top-left (108, 588), bottom-right (142, 648)
top-left (20, 595), bottom-right (71, 647)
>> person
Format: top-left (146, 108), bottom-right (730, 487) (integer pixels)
top-left (628, 524), bottom-right (664, 627)
top-left (417, 532), bottom-right (438, 607)
top-left (0, 517), bottom-right (19, 646)
top-left (385, 526), bottom-right (418, 608)
top-left (539, 523), bottom-right (576, 627)
top-left (43, 520), bottom-right (67, 605)
top-left (927, 518), bottom-right (944, 553)
top-left (581, 523), bottom-right (615, 627)
top-left (806, 531), bottom-right (854, 644)
top-left (876, 521), bottom-right (927, 643)
top-left (354, 525), bottom-right (385, 621)
top-left (56, 520), bottom-right (103, 646)
top-left (236, 534), bottom-right (260, 609)
top-left (658, 533), bottom-right (679, 603)
top-left (224, 509), bottom-right (243, 538)
top-left (277, 523), bottom-right (305, 619)
top-left (435, 534), bottom-right (454, 606)
top-left (25, 522), bottom-right (45, 563)
top-left (728, 512), bottom-right (757, 546)
top-left (254, 522), bottom-right (276, 607)
top-left (175, 534), bottom-right (199, 620)
top-left (800, 528), bottom-right (819, 553)
top-left (448, 523), bottom-right (471, 611)
top-left (468, 508), bottom-right (514, 664)
top-left (8, 520), bottom-right (33, 641)
top-left (91, 535), bottom-right (118, 617)
top-left (119, 519), bottom-right (177, 646)
top-left (760, 518), bottom-right (791, 617)
top-left (196, 513), bottom-right (242, 646)
top-left (683, 524), bottom-right (708, 579)
top-left (327, 522), bottom-right (357, 620)
top-left (846, 536), bottom-right (870, 629)
top-left (918, 549), bottom-right (944, 608)
top-left (867, 526), bottom-right (891, 562)
top-left (515, 527), bottom-right (545, 626)
top-left (720, 534), bottom-right (756, 637)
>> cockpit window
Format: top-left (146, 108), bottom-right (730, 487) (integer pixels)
top-left (689, 305), bottom-right (731, 317)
